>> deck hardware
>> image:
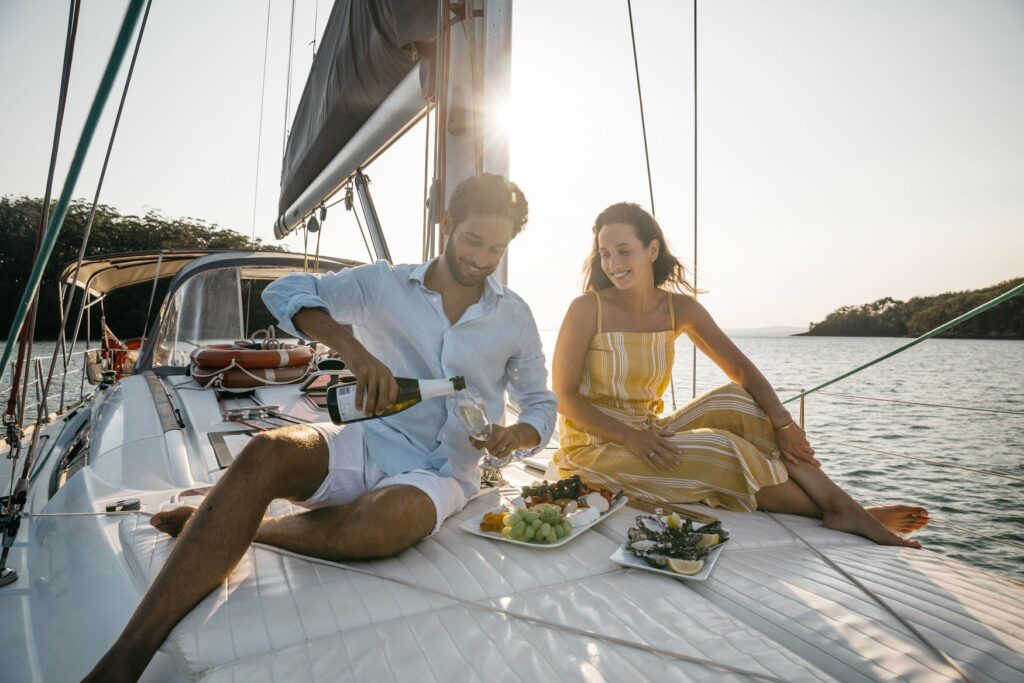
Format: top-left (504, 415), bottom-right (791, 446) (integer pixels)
top-left (104, 498), bottom-right (141, 512)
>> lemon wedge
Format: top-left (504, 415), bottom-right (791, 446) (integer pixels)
top-left (695, 533), bottom-right (719, 549)
top-left (667, 558), bottom-right (704, 575)
top-left (666, 512), bottom-right (683, 529)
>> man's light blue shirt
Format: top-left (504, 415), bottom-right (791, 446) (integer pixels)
top-left (262, 258), bottom-right (557, 497)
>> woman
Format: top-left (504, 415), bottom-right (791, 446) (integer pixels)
top-left (551, 203), bottom-right (927, 546)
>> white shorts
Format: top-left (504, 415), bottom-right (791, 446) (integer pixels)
top-left (297, 422), bottom-right (467, 535)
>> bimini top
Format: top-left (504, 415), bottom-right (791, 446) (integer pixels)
top-left (60, 250), bottom-right (221, 298)
top-left (61, 250), bottom-right (360, 298)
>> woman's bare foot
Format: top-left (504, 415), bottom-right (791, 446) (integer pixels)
top-left (867, 504), bottom-right (929, 534)
top-left (150, 506), bottom-right (197, 537)
top-left (823, 502), bottom-right (922, 549)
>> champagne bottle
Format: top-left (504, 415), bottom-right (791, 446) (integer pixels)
top-left (327, 375), bottom-right (466, 424)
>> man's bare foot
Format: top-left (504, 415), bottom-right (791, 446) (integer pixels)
top-left (823, 502), bottom-right (922, 549)
top-left (150, 506), bottom-right (197, 537)
top-left (867, 504), bottom-right (929, 534)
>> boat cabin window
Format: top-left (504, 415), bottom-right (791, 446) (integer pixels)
top-left (151, 266), bottom-right (295, 367)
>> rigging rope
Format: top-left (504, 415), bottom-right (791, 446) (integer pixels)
top-left (0, 0), bottom-right (148, 575)
top-left (249, 0), bottom-right (272, 246)
top-left (767, 513), bottom-right (976, 682)
top-left (281, 0), bottom-right (296, 161)
top-left (626, 1), bottom-right (655, 217)
top-left (811, 390), bottom-right (1024, 417)
top-left (250, 543), bottom-right (788, 681)
top-left (4, 0), bottom-right (81, 447)
top-left (810, 435), bottom-right (1024, 484)
top-left (421, 104), bottom-right (432, 262)
top-left (626, 0), bottom-right (677, 412)
top-left (40, 0), bottom-right (155, 436)
top-left (691, 0), bottom-right (699, 401)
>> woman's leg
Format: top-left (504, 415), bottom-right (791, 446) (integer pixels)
top-left (778, 460), bottom-right (921, 548)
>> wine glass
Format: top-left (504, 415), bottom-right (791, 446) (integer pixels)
top-left (452, 388), bottom-right (527, 487)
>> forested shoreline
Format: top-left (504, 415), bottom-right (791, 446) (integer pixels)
top-left (802, 278), bottom-right (1023, 339)
top-left (1, 196), bottom-right (282, 340)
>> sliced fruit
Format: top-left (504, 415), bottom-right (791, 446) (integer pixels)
top-left (666, 512), bottom-right (683, 529)
top-left (667, 558), bottom-right (705, 575)
top-left (695, 533), bottom-right (719, 549)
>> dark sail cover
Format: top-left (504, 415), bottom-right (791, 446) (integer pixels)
top-left (279, 0), bottom-right (438, 216)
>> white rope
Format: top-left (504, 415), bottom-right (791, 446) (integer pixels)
top-left (766, 512), bottom-right (975, 683)
top-left (22, 510), bottom-right (144, 518)
top-left (190, 359), bottom-right (312, 389)
top-left (20, 503), bottom-right (787, 678)
top-left (254, 542), bottom-right (789, 681)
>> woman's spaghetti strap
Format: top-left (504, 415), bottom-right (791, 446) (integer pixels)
top-left (668, 291), bottom-right (675, 329)
top-left (592, 290), bottom-right (603, 334)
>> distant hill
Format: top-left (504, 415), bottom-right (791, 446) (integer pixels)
top-left (802, 278), bottom-right (1023, 339)
top-left (724, 325), bottom-right (808, 337)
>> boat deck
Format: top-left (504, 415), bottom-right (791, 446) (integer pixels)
top-left (117, 468), bottom-right (1023, 682)
top-left (2, 373), bottom-right (1022, 682)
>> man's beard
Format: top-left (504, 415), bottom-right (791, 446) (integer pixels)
top-left (444, 246), bottom-right (490, 286)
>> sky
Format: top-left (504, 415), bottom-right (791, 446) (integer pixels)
top-left (1, 0), bottom-right (1022, 331)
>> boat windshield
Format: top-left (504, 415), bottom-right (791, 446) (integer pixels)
top-left (151, 266), bottom-right (295, 367)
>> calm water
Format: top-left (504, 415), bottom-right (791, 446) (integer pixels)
top-left (537, 332), bottom-right (1024, 582)
top-left (5, 336), bottom-right (1023, 580)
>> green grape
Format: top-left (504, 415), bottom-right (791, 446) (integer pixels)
top-left (523, 526), bottom-right (536, 540)
top-left (555, 524), bottom-right (567, 539)
top-left (540, 523), bottom-right (551, 536)
top-left (546, 530), bottom-right (558, 543)
top-left (561, 523), bottom-right (572, 536)
top-left (500, 526), bottom-right (513, 538)
top-left (503, 515), bottom-right (514, 528)
top-left (513, 521), bottom-right (526, 537)
top-left (508, 513), bottom-right (522, 526)
top-left (525, 511), bottom-right (539, 523)
top-left (531, 518), bottom-right (542, 530)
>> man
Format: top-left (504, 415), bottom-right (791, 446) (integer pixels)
top-left (85, 174), bottom-right (556, 682)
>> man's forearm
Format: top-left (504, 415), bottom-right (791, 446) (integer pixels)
top-left (293, 308), bottom-right (362, 358)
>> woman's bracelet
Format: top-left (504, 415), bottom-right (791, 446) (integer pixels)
top-left (774, 420), bottom-right (796, 431)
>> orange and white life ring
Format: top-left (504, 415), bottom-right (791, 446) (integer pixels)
top-left (190, 363), bottom-right (312, 389)
top-left (189, 343), bottom-right (313, 370)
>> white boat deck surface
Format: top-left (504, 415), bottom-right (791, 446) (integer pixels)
top-left (115, 474), bottom-right (1023, 682)
top-left (2, 374), bottom-right (1022, 682)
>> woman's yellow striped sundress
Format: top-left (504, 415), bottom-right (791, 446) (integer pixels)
top-left (552, 291), bottom-right (789, 512)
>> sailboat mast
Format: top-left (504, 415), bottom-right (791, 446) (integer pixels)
top-left (435, 0), bottom-right (512, 283)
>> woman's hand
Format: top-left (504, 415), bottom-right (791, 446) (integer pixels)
top-left (775, 422), bottom-right (820, 467)
top-left (623, 426), bottom-right (683, 472)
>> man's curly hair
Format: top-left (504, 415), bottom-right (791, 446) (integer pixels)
top-left (447, 173), bottom-right (529, 238)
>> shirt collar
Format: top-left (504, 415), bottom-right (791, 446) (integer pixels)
top-left (409, 257), bottom-right (505, 298)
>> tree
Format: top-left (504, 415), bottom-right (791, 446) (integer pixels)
top-left (0, 196), bottom-right (285, 340)
top-left (805, 278), bottom-right (1023, 338)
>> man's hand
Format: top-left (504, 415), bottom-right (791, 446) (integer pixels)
top-left (343, 346), bottom-right (398, 416)
top-left (292, 307), bottom-right (398, 416)
top-left (471, 423), bottom-right (539, 459)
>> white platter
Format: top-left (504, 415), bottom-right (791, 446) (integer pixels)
top-left (460, 495), bottom-right (628, 549)
top-left (610, 529), bottom-right (727, 582)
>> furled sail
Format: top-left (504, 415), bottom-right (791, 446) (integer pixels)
top-left (277, 0), bottom-right (437, 237)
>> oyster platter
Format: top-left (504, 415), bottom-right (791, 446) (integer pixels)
top-left (610, 513), bottom-right (730, 581)
top-left (461, 475), bottom-right (627, 548)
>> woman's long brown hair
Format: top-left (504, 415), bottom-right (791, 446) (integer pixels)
top-left (583, 202), bottom-right (697, 294)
